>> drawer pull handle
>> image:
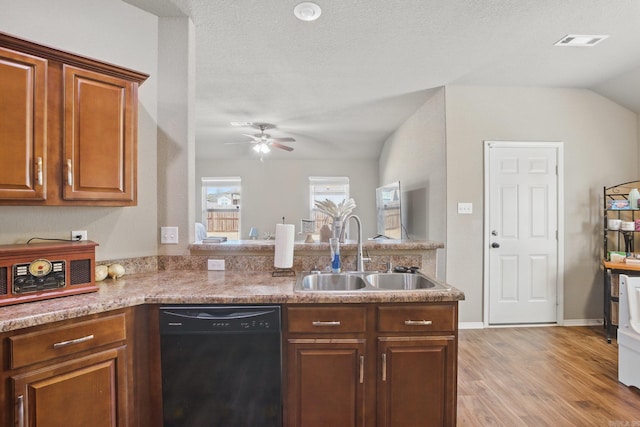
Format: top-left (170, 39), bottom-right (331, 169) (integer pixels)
top-left (36, 157), bottom-right (43, 186)
top-left (67, 159), bottom-right (73, 187)
top-left (53, 334), bottom-right (94, 349)
top-left (382, 353), bottom-right (387, 382)
top-left (404, 320), bottom-right (432, 326)
top-left (312, 321), bottom-right (341, 327)
top-left (17, 394), bottom-right (24, 427)
top-left (359, 355), bottom-right (364, 384)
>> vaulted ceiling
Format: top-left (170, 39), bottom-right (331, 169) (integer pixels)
top-left (124, 0), bottom-right (640, 160)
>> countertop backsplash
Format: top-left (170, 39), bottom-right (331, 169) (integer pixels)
top-left (98, 240), bottom-right (441, 275)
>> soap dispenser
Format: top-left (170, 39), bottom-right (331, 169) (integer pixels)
top-left (630, 188), bottom-right (640, 209)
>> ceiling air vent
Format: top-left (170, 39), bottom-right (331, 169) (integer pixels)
top-left (554, 34), bottom-right (609, 47)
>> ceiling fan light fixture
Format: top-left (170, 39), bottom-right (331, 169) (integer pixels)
top-left (294, 2), bottom-right (321, 22)
top-left (253, 142), bottom-right (270, 154)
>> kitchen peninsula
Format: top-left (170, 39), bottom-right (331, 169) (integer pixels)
top-left (0, 240), bottom-right (463, 427)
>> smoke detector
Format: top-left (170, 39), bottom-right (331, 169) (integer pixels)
top-left (294, 2), bottom-right (322, 22)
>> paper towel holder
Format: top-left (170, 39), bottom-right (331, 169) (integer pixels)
top-left (273, 267), bottom-right (295, 277)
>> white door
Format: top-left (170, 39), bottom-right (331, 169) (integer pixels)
top-left (485, 142), bottom-right (561, 324)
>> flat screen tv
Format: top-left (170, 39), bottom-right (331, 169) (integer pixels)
top-left (375, 181), bottom-right (403, 239)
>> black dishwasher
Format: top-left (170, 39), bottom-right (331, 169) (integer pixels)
top-left (159, 305), bottom-right (282, 427)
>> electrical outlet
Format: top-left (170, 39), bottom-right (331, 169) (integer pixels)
top-left (208, 259), bottom-right (225, 270)
top-left (71, 230), bottom-right (88, 241)
top-left (161, 226), bottom-right (179, 244)
top-left (457, 202), bottom-right (473, 214)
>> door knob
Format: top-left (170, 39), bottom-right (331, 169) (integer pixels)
top-left (491, 242), bottom-right (500, 248)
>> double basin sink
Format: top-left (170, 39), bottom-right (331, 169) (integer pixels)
top-left (294, 271), bottom-right (450, 292)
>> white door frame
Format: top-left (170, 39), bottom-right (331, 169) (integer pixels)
top-left (483, 141), bottom-right (565, 327)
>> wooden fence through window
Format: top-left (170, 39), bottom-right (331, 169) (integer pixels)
top-left (207, 210), bottom-right (239, 232)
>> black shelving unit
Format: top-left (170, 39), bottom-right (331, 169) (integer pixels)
top-left (602, 180), bottom-right (640, 342)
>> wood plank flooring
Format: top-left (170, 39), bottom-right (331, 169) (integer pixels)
top-left (457, 326), bottom-right (640, 426)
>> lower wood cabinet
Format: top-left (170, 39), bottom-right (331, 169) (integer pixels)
top-left (12, 347), bottom-right (127, 427)
top-left (377, 336), bottom-right (456, 427)
top-left (0, 309), bottom-right (135, 427)
top-left (284, 303), bottom-right (458, 427)
top-left (287, 339), bottom-right (367, 427)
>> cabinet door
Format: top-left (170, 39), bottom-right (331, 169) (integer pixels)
top-left (12, 347), bottom-right (128, 427)
top-left (0, 47), bottom-right (47, 200)
top-left (286, 339), bottom-right (366, 427)
top-left (63, 65), bottom-right (136, 203)
top-left (378, 336), bottom-right (456, 427)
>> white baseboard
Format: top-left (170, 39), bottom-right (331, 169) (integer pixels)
top-left (459, 319), bottom-right (603, 329)
top-left (458, 322), bottom-right (484, 329)
top-left (562, 318), bottom-right (604, 327)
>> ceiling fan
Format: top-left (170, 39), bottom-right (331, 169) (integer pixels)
top-left (227, 122), bottom-right (296, 154)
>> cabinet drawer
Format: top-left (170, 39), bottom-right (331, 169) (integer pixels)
top-left (9, 313), bottom-right (126, 369)
top-left (287, 306), bottom-right (366, 333)
top-left (377, 304), bottom-right (455, 333)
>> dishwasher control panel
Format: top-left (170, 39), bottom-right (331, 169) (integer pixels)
top-left (159, 305), bottom-right (281, 333)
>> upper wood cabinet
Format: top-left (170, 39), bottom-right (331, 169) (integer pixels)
top-left (0, 46), bottom-right (47, 201)
top-left (0, 32), bottom-right (148, 206)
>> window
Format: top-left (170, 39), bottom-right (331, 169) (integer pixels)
top-left (309, 176), bottom-right (350, 234)
top-left (201, 177), bottom-right (241, 240)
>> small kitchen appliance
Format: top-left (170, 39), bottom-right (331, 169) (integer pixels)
top-left (0, 240), bottom-right (98, 306)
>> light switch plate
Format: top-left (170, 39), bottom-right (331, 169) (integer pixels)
top-left (161, 226), bottom-right (179, 244)
top-left (457, 202), bottom-right (473, 214)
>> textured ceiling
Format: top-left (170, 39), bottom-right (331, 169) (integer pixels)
top-left (123, 0), bottom-right (640, 160)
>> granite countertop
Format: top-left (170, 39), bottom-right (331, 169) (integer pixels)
top-left (0, 270), bottom-right (464, 333)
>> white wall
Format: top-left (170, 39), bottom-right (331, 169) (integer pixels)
top-left (0, 0), bottom-right (159, 261)
top-left (445, 86), bottom-right (638, 323)
top-left (195, 158), bottom-right (378, 240)
top-left (379, 87), bottom-right (447, 279)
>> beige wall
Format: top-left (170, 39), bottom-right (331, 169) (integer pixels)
top-left (445, 86), bottom-right (638, 323)
top-left (195, 158), bottom-right (379, 240)
top-left (0, 0), bottom-right (159, 261)
top-left (156, 17), bottom-right (196, 256)
top-left (379, 87), bottom-right (447, 279)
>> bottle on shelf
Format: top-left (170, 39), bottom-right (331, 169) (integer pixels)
top-left (629, 188), bottom-right (640, 209)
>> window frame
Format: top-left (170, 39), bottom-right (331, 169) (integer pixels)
top-left (201, 177), bottom-right (242, 240)
top-left (309, 176), bottom-right (350, 236)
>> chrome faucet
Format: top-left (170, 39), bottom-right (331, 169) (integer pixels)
top-left (339, 214), bottom-right (370, 272)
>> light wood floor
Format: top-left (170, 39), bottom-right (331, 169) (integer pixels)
top-left (457, 326), bottom-right (640, 426)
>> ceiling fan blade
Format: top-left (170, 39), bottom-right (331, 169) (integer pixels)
top-left (270, 142), bottom-right (294, 151)
top-left (224, 141), bottom-right (255, 145)
top-left (270, 137), bottom-right (296, 143)
top-left (241, 133), bottom-right (261, 141)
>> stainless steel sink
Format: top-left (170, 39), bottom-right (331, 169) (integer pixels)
top-left (294, 271), bottom-right (450, 292)
top-left (365, 272), bottom-right (449, 290)
top-left (297, 273), bottom-right (367, 291)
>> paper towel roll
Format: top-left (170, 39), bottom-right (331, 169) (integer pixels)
top-left (274, 224), bottom-right (295, 268)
